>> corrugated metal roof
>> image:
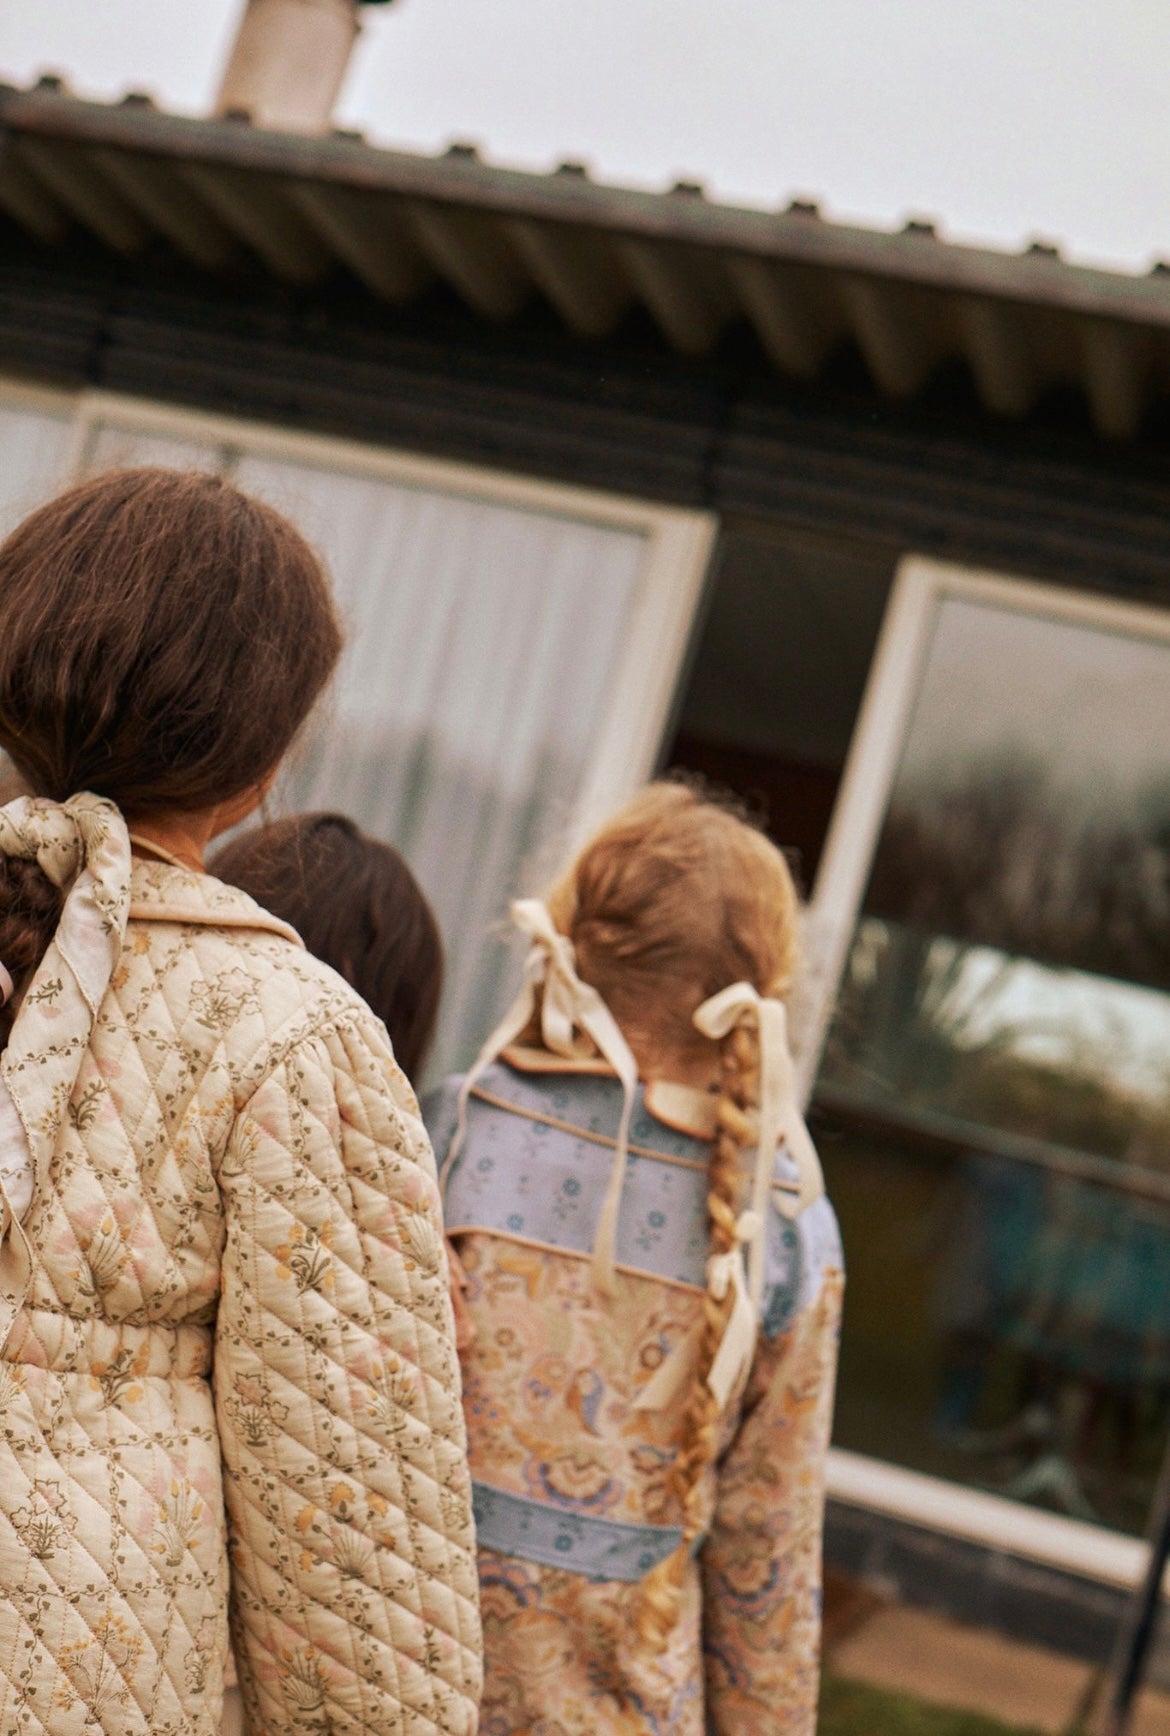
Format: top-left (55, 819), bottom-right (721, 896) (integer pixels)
top-left (2, 79), bottom-right (1170, 438)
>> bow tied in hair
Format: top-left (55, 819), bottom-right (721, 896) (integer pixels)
top-left (635, 1206), bottom-right (766, 1415)
top-left (692, 981), bottom-right (823, 1308)
top-left (703, 1209), bottom-right (764, 1408)
top-left (0, 794), bottom-right (132, 1350)
top-left (511, 900), bottom-right (611, 1062)
top-left (443, 898), bottom-right (639, 1296)
top-left (0, 793), bottom-right (131, 996)
top-left (636, 984), bottom-right (824, 1416)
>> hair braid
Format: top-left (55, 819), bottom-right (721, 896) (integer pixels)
top-left (637, 1020), bottom-right (759, 1646)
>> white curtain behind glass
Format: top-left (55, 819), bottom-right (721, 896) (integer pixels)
top-left (0, 399), bottom-right (75, 796)
top-left (233, 455), bottom-right (646, 1080)
top-left (0, 401), bottom-right (73, 537)
top-left (74, 420), bottom-right (650, 1078)
top-left (85, 425), bottom-right (225, 473)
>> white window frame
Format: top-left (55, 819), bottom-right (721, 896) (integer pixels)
top-left (801, 552), bottom-right (1170, 1094)
top-left (67, 389), bottom-right (716, 836)
top-left (809, 550), bottom-right (1170, 1588)
top-left (826, 1448), bottom-right (1170, 1594)
top-left (0, 375), bottom-right (80, 521)
top-left (0, 377), bottom-right (78, 788)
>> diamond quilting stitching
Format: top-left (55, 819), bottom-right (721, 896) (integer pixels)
top-left (216, 1024), bottom-right (480, 1726)
top-left (3, 880), bottom-right (481, 1735)
top-left (0, 1409), bottom-right (212, 1734)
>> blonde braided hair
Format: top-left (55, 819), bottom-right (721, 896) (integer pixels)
top-left (638, 1019), bottom-right (760, 1644)
top-left (540, 779), bottom-right (800, 1646)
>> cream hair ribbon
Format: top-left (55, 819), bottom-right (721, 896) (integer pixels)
top-left (702, 1207), bottom-right (765, 1408)
top-left (442, 897), bottom-right (639, 1297)
top-left (692, 981), bottom-right (823, 1307)
top-left (0, 794), bottom-right (132, 1351)
top-left (636, 982), bottom-right (824, 1414)
top-left (635, 1208), bottom-right (763, 1414)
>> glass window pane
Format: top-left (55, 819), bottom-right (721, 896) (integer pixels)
top-left (0, 398), bottom-right (73, 538)
top-left (667, 517), bottom-right (895, 888)
top-left (816, 587), bottom-right (1170, 1535)
top-left (0, 396), bottom-right (76, 797)
top-left (234, 453), bottom-right (646, 1079)
top-left (83, 422), bottom-right (224, 473)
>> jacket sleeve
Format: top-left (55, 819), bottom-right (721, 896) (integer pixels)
top-left (214, 1010), bottom-right (483, 1736)
top-left (701, 1263), bottom-right (844, 1736)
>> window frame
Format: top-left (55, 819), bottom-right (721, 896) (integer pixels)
top-left (0, 377), bottom-right (77, 421)
top-left (800, 552), bottom-right (1170, 1095)
top-left (806, 550), bottom-right (1170, 1585)
top-left (67, 387), bottom-right (716, 837)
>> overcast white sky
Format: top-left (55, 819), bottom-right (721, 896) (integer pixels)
top-left (1, 0), bottom-right (1167, 273)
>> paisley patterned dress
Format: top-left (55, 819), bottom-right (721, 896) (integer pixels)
top-left (427, 1054), bottom-right (843, 1736)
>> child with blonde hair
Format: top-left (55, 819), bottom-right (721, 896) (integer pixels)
top-left (427, 780), bottom-right (843, 1734)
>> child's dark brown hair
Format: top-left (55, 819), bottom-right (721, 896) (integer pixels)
top-left (212, 813), bottom-right (444, 1081)
top-left (0, 466), bottom-right (343, 1044)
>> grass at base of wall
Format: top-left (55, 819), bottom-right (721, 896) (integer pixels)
top-left (820, 1674), bottom-right (1044, 1736)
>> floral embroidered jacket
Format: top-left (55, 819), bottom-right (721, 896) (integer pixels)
top-left (0, 802), bottom-right (481, 1736)
top-left (426, 1055), bottom-right (843, 1736)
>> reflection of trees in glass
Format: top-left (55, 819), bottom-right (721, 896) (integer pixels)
top-left (822, 753), bottom-right (1170, 1162)
top-left (821, 733), bottom-right (1170, 1534)
top-left (826, 923), bottom-right (1010, 1100)
top-left (867, 753), bottom-right (1170, 991)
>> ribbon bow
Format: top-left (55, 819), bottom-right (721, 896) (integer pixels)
top-left (635, 984), bottom-right (824, 1417)
top-left (443, 898), bottom-right (639, 1296)
top-left (0, 794), bottom-right (132, 1351)
top-left (705, 1209), bottom-right (763, 1407)
top-left (636, 1208), bottom-right (765, 1413)
top-left (692, 981), bottom-right (823, 1309)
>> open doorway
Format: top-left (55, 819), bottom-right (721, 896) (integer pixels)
top-left (663, 514), bottom-right (897, 894)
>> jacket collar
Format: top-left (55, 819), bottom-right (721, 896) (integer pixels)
top-left (129, 857), bottom-right (304, 948)
top-left (500, 1042), bottom-right (718, 1139)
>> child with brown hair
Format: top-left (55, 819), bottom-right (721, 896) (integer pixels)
top-left (426, 780), bottom-right (844, 1735)
top-left (212, 811), bottom-right (444, 1084)
top-left (0, 468), bottom-right (481, 1736)
top-left (212, 814), bottom-right (483, 1355)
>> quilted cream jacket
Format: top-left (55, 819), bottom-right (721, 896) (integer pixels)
top-left (0, 795), bottom-right (482, 1736)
